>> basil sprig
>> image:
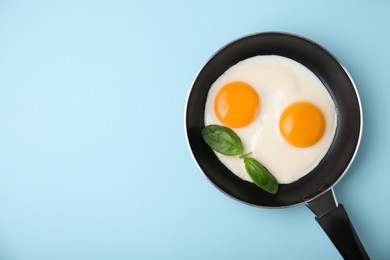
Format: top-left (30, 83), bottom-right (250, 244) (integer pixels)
top-left (201, 124), bottom-right (279, 194)
top-left (244, 157), bottom-right (278, 194)
top-left (201, 125), bottom-right (243, 156)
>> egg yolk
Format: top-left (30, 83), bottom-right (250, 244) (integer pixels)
top-left (279, 102), bottom-right (326, 147)
top-left (214, 82), bottom-right (259, 128)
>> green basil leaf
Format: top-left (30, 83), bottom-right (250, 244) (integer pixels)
top-left (201, 125), bottom-right (243, 156)
top-left (244, 157), bottom-right (278, 194)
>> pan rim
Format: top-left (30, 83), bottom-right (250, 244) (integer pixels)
top-left (184, 31), bottom-right (363, 208)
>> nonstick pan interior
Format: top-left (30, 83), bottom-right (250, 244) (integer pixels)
top-left (185, 32), bottom-right (362, 207)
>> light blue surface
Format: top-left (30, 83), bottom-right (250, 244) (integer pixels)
top-left (0, 0), bottom-right (389, 259)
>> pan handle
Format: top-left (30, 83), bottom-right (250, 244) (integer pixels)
top-left (306, 189), bottom-right (369, 260)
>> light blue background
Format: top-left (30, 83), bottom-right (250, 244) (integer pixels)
top-left (0, 0), bottom-right (389, 259)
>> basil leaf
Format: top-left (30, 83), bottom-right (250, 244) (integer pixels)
top-left (244, 157), bottom-right (278, 194)
top-left (201, 125), bottom-right (243, 156)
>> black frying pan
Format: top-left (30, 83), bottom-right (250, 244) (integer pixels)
top-left (185, 32), bottom-right (369, 259)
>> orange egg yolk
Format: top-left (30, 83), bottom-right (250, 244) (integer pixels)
top-left (214, 82), bottom-right (259, 128)
top-left (279, 102), bottom-right (326, 147)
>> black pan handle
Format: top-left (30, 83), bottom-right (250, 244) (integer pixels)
top-left (306, 189), bottom-right (369, 259)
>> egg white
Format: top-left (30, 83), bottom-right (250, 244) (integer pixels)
top-left (204, 55), bottom-right (337, 184)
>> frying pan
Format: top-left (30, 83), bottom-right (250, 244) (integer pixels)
top-left (185, 32), bottom-right (369, 259)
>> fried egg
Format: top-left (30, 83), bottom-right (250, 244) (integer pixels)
top-left (204, 55), bottom-right (337, 184)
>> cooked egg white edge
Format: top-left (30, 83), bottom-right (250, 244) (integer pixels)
top-left (204, 55), bottom-right (337, 184)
